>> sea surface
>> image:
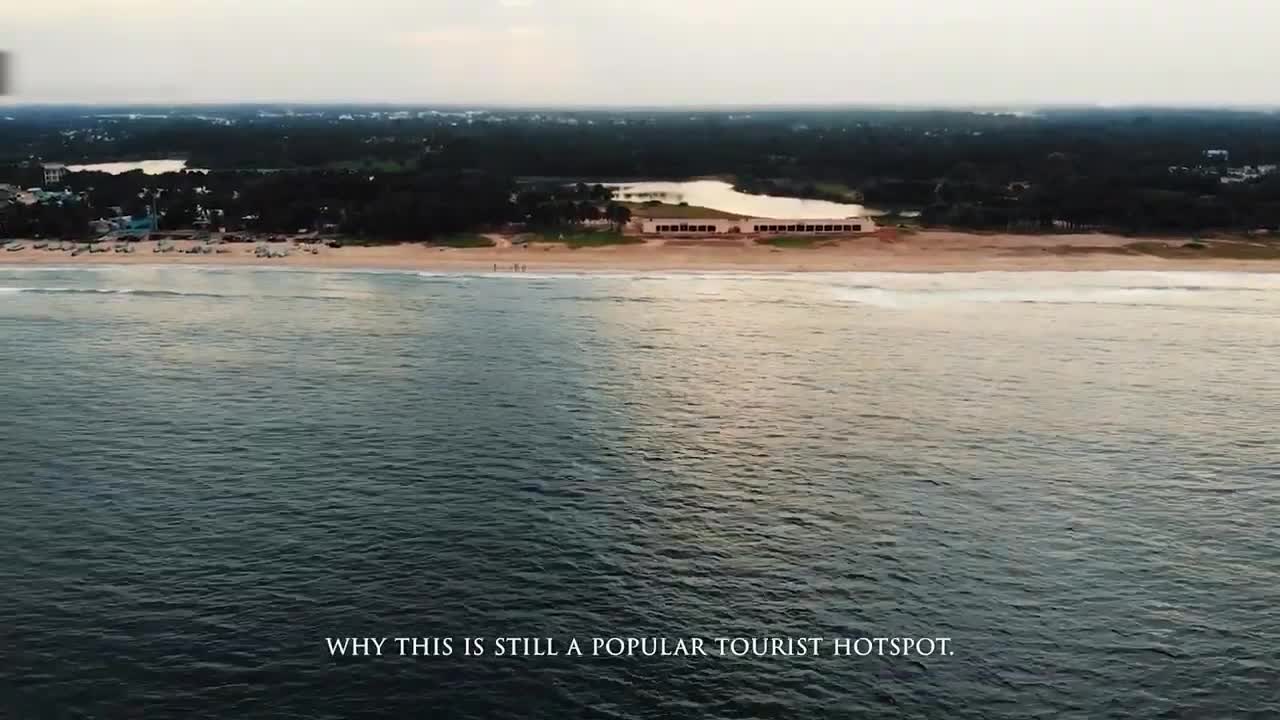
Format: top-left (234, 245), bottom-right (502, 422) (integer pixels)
top-left (607, 180), bottom-right (870, 218)
top-left (2, 266), bottom-right (1278, 718)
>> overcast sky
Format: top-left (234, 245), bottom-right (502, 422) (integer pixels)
top-left (1, 0), bottom-right (1276, 106)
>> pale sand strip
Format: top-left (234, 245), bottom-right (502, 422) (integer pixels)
top-left (2, 234), bottom-right (1279, 273)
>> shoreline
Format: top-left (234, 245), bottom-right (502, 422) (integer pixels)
top-left (2, 232), bottom-right (1279, 274)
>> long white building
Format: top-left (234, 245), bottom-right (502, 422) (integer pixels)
top-left (641, 217), bottom-right (877, 235)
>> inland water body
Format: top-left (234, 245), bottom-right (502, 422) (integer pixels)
top-left (607, 180), bottom-right (871, 218)
top-left (63, 159), bottom-right (206, 175)
top-left (2, 266), bottom-right (1278, 718)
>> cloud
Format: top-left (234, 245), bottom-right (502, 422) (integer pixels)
top-left (4, 0), bottom-right (1280, 105)
top-left (6, 0), bottom-right (187, 23)
top-left (394, 23), bottom-right (587, 104)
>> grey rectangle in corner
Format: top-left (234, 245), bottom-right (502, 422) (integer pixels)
top-left (0, 52), bottom-right (9, 94)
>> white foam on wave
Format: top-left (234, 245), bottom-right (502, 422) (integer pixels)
top-left (813, 270), bottom-right (1280, 288)
top-left (0, 266), bottom-right (127, 273)
top-left (410, 268), bottom-right (1280, 285)
top-left (0, 286), bottom-right (371, 303)
top-left (415, 270), bottom-right (799, 282)
top-left (0, 263), bottom-right (419, 278)
top-left (820, 271), bottom-right (1280, 308)
top-left (0, 287), bottom-right (138, 295)
top-left (4, 267), bottom-right (1278, 307)
top-left (830, 286), bottom-right (1180, 308)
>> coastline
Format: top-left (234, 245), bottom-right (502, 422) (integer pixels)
top-left (3, 232), bottom-right (1280, 273)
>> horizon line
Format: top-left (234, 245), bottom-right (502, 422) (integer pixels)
top-left (2, 100), bottom-right (1280, 113)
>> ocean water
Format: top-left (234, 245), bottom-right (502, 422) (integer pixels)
top-left (2, 266), bottom-right (1278, 718)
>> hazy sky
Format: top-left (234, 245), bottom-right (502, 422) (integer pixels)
top-left (2, 0), bottom-right (1276, 106)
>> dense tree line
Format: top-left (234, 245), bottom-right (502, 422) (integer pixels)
top-left (0, 165), bottom-right (634, 241)
top-left (0, 168), bottom-right (520, 242)
top-left (0, 201), bottom-right (95, 240)
top-left (3, 107), bottom-right (1280, 237)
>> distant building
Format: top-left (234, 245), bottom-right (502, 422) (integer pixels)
top-left (641, 217), bottom-right (877, 235)
top-left (42, 163), bottom-right (68, 186)
top-left (95, 214), bottom-right (157, 235)
top-left (1203, 149), bottom-right (1230, 162)
top-left (16, 187), bottom-right (80, 206)
top-left (1220, 165), bottom-right (1279, 184)
top-left (191, 208), bottom-right (225, 232)
top-left (121, 215), bottom-right (157, 233)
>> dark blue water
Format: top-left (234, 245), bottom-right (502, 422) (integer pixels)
top-left (2, 267), bottom-right (1278, 718)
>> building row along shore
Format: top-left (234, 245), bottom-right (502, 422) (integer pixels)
top-left (640, 217), bottom-right (878, 235)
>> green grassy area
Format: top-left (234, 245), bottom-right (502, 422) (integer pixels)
top-left (1127, 240), bottom-right (1280, 260)
top-left (430, 233), bottom-right (494, 248)
top-left (811, 182), bottom-right (864, 202)
top-left (622, 202), bottom-right (742, 220)
top-left (754, 235), bottom-right (835, 249)
top-left (532, 231), bottom-right (644, 248)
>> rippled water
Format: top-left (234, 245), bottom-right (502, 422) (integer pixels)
top-left (3, 267), bottom-right (1278, 718)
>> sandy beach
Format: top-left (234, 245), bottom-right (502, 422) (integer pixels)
top-left (3, 232), bottom-right (1280, 273)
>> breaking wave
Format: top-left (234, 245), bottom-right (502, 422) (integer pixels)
top-left (828, 286), bottom-right (1233, 308)
top-left (0, 287), bottom-right (354, 301)
top-left (818, 271), bottom-right (1280, 308)
top-left (2, 269), bottom-right (1276, 308)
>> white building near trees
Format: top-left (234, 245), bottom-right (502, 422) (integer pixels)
top-left (42, 163), bottom-right (67, 186)
top-left (641, 217), bottom-right (877, 235)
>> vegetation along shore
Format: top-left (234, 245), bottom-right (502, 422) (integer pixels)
top-left (4, 107), bottom-right (1280, 267)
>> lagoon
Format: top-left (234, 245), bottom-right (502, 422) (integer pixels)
top-left (608, 179), bottom-right (872, 218)
top-left (66, 159), bottom-right (207, 175)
